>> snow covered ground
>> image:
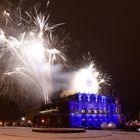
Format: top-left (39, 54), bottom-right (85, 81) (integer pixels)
top-left (0, 127), bottom-right (139, 140)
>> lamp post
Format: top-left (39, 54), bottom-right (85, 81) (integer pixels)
top-left (21, 117), bottom-right (26, 126)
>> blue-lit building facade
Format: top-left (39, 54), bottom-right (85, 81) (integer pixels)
top-left (69, 93), bottom-right (121, 128)
top-left (36, 92), bottom-right (121, 128)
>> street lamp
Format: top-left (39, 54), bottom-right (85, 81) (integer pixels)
top-left (41, 119), bottom-right (45, 123)
top-left (21, 117), bottom-right (25, 121)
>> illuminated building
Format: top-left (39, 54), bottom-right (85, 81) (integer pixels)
top-left (36, 92), bottom-right (121, 128)
top-left (69, 93), bottom-right (121, 128)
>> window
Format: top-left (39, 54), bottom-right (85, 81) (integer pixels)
top-left (94, 108), bottom-right (98, 114)
top-left (103, 109), bottom-right (107, 114)
top-left (71, 107), bottom-right (78, 114)
top-left (88, 108), bottom-right (92, 114)
top-left (99, 108), bottom-right (103, 114)
top-left (81, 108), bottom-right (86, 114)
top-left (82, 118), bottom-right (85, 121)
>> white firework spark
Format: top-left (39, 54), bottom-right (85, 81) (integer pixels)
top-left (0, 7), bottom-right (66, 103)
top-left (71, 62), bottom-right (108, 94)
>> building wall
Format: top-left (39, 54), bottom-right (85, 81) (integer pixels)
top-left (69, 93), bottom-right (120, 128)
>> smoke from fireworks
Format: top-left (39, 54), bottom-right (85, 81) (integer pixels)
top-left (0, 2), bottom-right (108, 103)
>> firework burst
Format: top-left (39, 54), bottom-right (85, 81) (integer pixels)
top-left (71, 61), bottom-right (109, 94)
top-left (0, 4), bottom-right (66, 103)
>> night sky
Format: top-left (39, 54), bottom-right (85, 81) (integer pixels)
top-left (0, 0), bottom-right (140, 116)
top-left (50, 0), bottom-right (140, 115)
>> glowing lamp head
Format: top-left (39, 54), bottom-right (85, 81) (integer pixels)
top-left (21, 117), bottom-right (25, 121)
top-left (41, 119), bottom-right (45, 123)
